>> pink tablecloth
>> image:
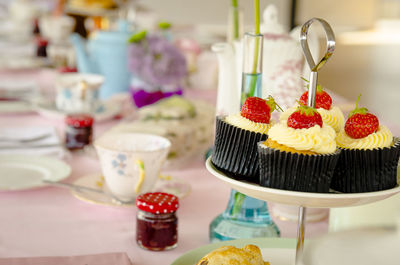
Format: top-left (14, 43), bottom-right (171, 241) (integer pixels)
top-left (0, 70), bottom-right (328, 265)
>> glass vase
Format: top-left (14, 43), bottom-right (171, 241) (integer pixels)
top-left (240, 32), bottom-right (263, 107)
top-left (209, 190), bottom-right (280, 242)
top-left (209, 31), bottom-right (279, 242)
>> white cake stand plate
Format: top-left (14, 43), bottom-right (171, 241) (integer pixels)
top-left (206, 157), bottom-right (400, 265)
top-left (206, 157), bottom-right (400, 208)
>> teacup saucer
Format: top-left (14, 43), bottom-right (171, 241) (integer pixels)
top-left (71, 173), bottom-right (191, 207)
top-left (35, 100), bottom-right (121, 122)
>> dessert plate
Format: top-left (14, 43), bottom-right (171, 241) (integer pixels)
top-left (171, 237), bottom-right (296, 265)
top-left (0, 155), bottom-right (71, 191)
top-left (35, 100), bottom-right (121, 122)
top-left (206, 157), bottom-right (400, 208)
top-left (0, 101), bottom-right (34, 114)
top-left (71, 173), bottom-right (191, 207)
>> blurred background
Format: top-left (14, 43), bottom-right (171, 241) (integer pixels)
top-left (139, 0), bottom-right (400, 127)
top-left (0, 0), bottom-right (398, 127)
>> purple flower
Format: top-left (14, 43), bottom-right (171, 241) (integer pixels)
top-left (127, 44), bottom-right (146, 73)
top-left (128, 34), bottom-right (187, 86)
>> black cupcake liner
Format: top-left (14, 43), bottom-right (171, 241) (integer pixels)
top-left (331, 137), bottom-right (400, 193)
top-left (211, 116), bottom-right (268, 183)
top-left (257, 142), bottom-right (341, 193)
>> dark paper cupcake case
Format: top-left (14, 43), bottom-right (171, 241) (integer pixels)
top-left (211, 116), bottom-right (268, 183)
top-left (257, 142), bottom-right (341, 193)
top-left (331, 137), bottom-right (400, 193)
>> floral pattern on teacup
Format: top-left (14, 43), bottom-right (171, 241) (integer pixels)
top-left (112, 154), bottom-right (127, 176)
top-left (63, 89), bottom-right (72, 99)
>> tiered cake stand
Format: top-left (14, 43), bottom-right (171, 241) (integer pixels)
top-left (206, 157), bottom-right (400, 265)
top-left (206, 17), bottom-right (400, 265)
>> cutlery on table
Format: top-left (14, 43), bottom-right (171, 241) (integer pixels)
top-left (42, 180), bottom-right (135, 205)
top-left (0, 143), bottom-right (62, 149)
top-left (0, 133), bottom-right (52, 143)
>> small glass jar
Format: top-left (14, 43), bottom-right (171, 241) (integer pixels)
top-left (36, 37), bottom-right (48, 57)
top-left (136, 192), bottom-right (179, 251)
top-left (65, 114), bottom-right (94, 150)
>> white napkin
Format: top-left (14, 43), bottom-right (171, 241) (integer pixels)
top-left (0, 126), bottom-right (65, 157)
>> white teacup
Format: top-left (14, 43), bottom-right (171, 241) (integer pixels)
top-left (94, 132), bottom-right (171, 201)
top-left (39, 15), bottom-right (75, 43)
top-left (55, 73), bottom-right (104, 113)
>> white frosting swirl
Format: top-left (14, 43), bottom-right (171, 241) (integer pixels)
top-left (225, 114), bottom-right (272, 134)
top-left (280, 104), bottom-right (344, 133)
top-left (268, 122), bottom-right (337, 154)
top-left (336, 125), bottom-right (393, 150)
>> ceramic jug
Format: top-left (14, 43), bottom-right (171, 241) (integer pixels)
top-left (260, 5), bottom-right (304, 109)
top-left (212, 41), bottom-right (242, 115)
top-left (213, 5), bottom-right (306, 115)
top-left (70, 21), bottom-right (133, 99)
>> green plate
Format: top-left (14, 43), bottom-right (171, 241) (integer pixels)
top-left (171, 238), bottom-right (296, 265)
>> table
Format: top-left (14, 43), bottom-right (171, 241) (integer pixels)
top-left (0, 69), bottom-right (329, 264)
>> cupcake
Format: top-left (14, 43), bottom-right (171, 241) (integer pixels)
top-left (258, 104), bottom-right (340, 192)
top-left (279, 82), bottom-right (344, 133)
top-left (331, 96), bottom-right (400, 193)
top-left (212, 96), bottom-right (278, 183)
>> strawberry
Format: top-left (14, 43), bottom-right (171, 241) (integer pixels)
top-left (299, 79), bottom-right (332, 110)
top-left (344, 95), bottom-right (379, 139)
top-left (241, 96), bottom-right (281, 124)
top-left (287, 104), bottom-right (323, 129)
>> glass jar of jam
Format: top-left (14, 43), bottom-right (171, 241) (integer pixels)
top-left (65, 114), bottom-right (94, 150)
top-left (36, 37), bottom-right (48, 57)
top-left (136, 192), bottom-right (179, 251)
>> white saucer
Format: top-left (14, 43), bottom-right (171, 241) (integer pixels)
top-left (0, 155), bottom-right (71, 191)
top-left (206, 157), bottom-right (400, 208)
top-left (71, 173), bottom-right (191, 207)
top-left (35, 100), bottom-right (121, 122)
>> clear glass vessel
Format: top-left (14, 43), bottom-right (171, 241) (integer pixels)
top-left (240, 32), bottom-right (263, 107)
top-left (136, 210), bottom-right (178, 251)
top-left (210, 190), bottom-right (280, 242)
top-left (210, 30), bottom-right (279, 242)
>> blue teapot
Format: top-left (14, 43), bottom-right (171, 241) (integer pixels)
top-left (70, 21), bottom-right (133, 99)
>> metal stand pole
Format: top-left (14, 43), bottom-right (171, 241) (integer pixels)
top-left (295, 206), bottom-right (306, 265)
top-left (296, 17), bottom-right (335, 265)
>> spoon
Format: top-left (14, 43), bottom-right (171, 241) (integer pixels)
top-left (0, 133), bottom-right (52, 143)
top-left (42, 180), bottom-right (135, 205)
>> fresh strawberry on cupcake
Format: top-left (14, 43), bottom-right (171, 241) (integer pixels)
top-left (280, 80), bottom-right (344, 133)
top-left (258, 103), bottom-right (340, 192)
top-left (331, 95), bottom-right (400, 193)
top-left (212, 96), bottom-right (280, 183)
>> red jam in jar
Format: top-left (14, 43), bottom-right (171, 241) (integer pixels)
top-left (65, 114), bottom-right (94, 150)
top-left (36, 37), bottom-right (48, 57)
top-left (136, 192), bottom-right (179, 251)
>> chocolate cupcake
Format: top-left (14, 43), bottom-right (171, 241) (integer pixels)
top-left (331, 97), bottom-right (400, 192)
top-left (258, 105), bottom-right (340, 193)
top-left (212, 96), bottom-right (278, 183)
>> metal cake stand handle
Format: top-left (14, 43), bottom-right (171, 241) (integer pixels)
top-left (296, 18), bottom-right (336, 265)
top-left (300, 17), bottom-right (335, 108)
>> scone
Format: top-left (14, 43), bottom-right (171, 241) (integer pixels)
top-left (279, 82), bottom-right (344, 133)
top-left (331, 96), bottom-right (400, 192)
top-left (212, 96), bottom-right (278, 183)
top-left (258, 104), bottom-right (340, 192)
top-left (196, 245), bottom-right (270, 265)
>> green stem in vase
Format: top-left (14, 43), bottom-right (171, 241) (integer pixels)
top-left (232, 0), bottom-right (239, 41)
top-left (232, 191), bottom-right (246, 217)
top-left (248, 0), bottom-right (261, 98)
